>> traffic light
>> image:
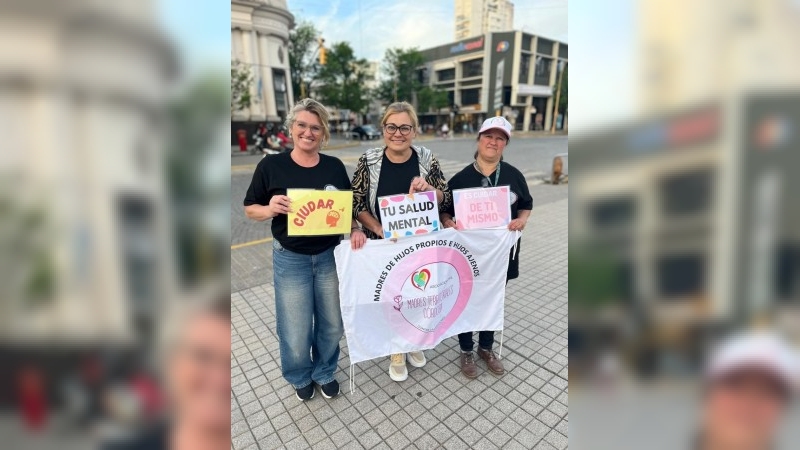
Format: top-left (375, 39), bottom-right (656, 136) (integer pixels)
top-left (318, 38), bottom-right (326, 65)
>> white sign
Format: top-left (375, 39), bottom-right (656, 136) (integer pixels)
top-left (334, 228), bottom-right (519, 364)
top-left (377, 192), bottom-right (440, 238)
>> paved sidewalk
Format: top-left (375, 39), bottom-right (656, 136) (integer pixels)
top-left (231, 198), bottom-right (569, 449)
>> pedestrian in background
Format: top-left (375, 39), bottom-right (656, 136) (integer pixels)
top-left (441, 116), bottom-right (532, 379)
top-left (694, 331), bottom-right (798, 450)
top-left (102, 295), bottom-right (231, 450)
top-left (350, 101), bottom-right (452, 382)
top-left (244, 98), bottom-right (352, 401)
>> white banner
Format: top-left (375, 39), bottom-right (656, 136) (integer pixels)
top-left (334, 228), bottom-right (519, 364)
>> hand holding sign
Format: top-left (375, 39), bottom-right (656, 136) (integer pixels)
top-left (409, 176), bottom-right (433, 194)
top-left (268, 195), bottom-right (292, 215)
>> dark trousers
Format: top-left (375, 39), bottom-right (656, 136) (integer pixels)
top-left (458, 331), bottom-right (494, 352)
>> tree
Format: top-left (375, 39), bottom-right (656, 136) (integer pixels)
top-left (289, 21), bottom-right (320, 101)
top-left (377, 47), bottom-right (426, 105)
top-left (417, 86), bottom-right (449, 114)
top-left (168, 70), bottom-right (230, 285)
top-left (316, 42), bottom-right (369, 113)
top-left (231, 59), bottom-right (253, 118)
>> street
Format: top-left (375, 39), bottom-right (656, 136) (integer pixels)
top-left (230, 135), bottom-right (569, 449)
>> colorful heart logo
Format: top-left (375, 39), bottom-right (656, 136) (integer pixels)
top-left (382, 247), bottom-right (475, 344)
top-left (411, 269), bottom-right (431, 290)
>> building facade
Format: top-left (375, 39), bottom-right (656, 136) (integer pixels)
top-left (455, 0), bottom-right (514, 40)
top-left (418, 31), bottom-right (567, 132)
top-left (570, 94), bottom-right (800, 367)
top-left (0, 1), bottom-right (178, 348)
top-left (231, 0), bottom-right (295, 131)
top-left (638, 0), bottom-right (800, 115)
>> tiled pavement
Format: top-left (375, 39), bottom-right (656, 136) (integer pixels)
top-left (231, 197), bottom-right (569, 449)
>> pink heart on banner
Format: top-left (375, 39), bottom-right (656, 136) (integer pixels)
top-left (381, 247), bottom-right (474, 346)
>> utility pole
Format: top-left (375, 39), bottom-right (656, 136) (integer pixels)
top-left (550, 61), bottom-right (566, 134)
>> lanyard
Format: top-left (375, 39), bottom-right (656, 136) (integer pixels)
top-left (474, 161), bottom-right (500, 187)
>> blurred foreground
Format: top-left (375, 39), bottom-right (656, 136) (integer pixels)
top-left (0, 1), bottom-right (229, 448)
top-left (570, 0), bottom-right (800, 448)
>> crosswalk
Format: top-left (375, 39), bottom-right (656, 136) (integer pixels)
top-left (336, 155), bottom-right (547, 187)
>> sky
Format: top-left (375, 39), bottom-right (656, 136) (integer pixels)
top-left (286, 0), bottom-right (568, 62)
top-left (157, 0), bottom-right (231, 75)
top-left (568, 0), bottom-right (635, 131)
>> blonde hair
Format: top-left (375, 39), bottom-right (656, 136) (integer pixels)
top-left (380, 101), bottom-right (419, 129)
top-left (285, 98), bottom-right (331, 146)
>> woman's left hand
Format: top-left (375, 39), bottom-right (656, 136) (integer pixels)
top-left (409, 176), bottom-right (432, 194)
top-left (508, 218), bottom-right (527, 231)
top-left (350, 228), bottom-right (367, 250)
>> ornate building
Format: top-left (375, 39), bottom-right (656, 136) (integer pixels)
top-left (231, 0), bottom-right (295, 126)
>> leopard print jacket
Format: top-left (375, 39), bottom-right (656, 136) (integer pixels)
top-left (351, 145), bottom-right (453, 239)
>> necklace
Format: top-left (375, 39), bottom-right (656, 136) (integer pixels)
top-left (474, 160), bottom-right (500, 187)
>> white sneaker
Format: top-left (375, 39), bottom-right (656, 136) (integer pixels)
top-left (407, 351), bottom-right (427, 368)
top-left (389, 353), bottom-right (408, 382)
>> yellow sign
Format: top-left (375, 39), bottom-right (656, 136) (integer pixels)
top-left (287, 189), bottom-right (353, 236)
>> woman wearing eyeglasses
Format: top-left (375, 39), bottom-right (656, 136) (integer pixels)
top-left (244, 99), bottom-right (352, 402)
top-left (440, 116), bottom-right (532, 379)
top-left (350, 101), bottom-right (452, 382)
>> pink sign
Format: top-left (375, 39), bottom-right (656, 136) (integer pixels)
top-left (452, 186), bottom-right (511, 229)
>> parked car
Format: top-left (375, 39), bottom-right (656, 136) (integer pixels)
top-left (350, 125), bottom-right (381, 140)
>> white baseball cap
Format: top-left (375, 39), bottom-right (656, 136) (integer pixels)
top-left (478, 116), bottom-right (513, 140)
top-left (707, 331), bottom-right (800, 395)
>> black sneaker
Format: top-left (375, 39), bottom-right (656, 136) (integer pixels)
top-left (318, 380), bottom-right (340, 399)
top-left (295, 384), bottom-right (315, 401)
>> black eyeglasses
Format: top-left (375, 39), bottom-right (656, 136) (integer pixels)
top-left (384, 124), bottom-right (414, 136)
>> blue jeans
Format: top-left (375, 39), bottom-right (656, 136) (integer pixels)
top-left (272, 241), bottom-right (343, 389)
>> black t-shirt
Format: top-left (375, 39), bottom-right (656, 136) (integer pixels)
top-left (243, 152), bottom-right (351, 255)
top-left (447, 161), bottom-right (533, 280)
top-left (374, 151), bottom-right (421, 223)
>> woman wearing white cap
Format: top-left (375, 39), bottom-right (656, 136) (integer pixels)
top-left (695, 331), bottom-right (798, 450)
top-left (440, 116), bottom-right (533, 379)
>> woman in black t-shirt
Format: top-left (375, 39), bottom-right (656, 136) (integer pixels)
top-left (243, 99), bottom-right (352, 401)
top-left (349, 102), bottom-right (453, 383)
top-left (441, 116), bottom-right (533, 379)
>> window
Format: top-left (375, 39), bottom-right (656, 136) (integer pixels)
top-left (272, 69), bottom-right (288, 113)
top-left (437, 68), bottom-right (455, 82)
top-left (558, 44), bottom-right (568, 59)
top-left (659, 167), bottom-right (714, 217)
top-left (519, 53), bottom-right (531, 83)
top-left (537, 38), bottom-right (554, 55)
top-left (417, 68), bottom-right (429, 84)
top-left (534, 56), bottom-right (552, 85)
top-left (657, 253), bottom-right (707, 298)
top-left (461, 88), bottom-right (480, 105)
top-left (589, 195), bottom-right (637, 229)
top-left (522, 34), bottom-right (533, 51)
top-left (461, 59), bottom-right (483, 78)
